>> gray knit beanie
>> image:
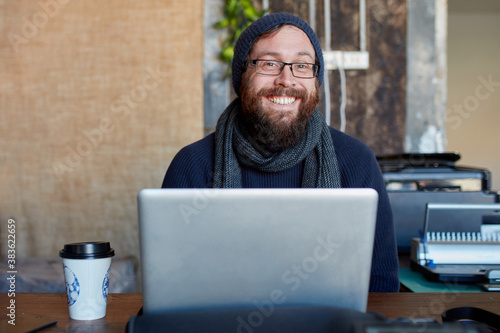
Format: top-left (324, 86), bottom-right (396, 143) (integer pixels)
top-left (232, 12), bottom-right (324, 96)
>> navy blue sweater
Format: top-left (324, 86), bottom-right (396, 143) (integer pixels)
top-left (162, 127), bottom-right (399, 292)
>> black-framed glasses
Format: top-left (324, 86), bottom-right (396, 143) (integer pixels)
top-left (250, 59), bottom-right (319, 79)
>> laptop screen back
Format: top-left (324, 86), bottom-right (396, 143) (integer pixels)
top-left (138, 188), bottom-right (378, 314)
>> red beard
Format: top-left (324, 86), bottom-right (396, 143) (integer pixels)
top-left (240, 79), bottom-right (319, 152)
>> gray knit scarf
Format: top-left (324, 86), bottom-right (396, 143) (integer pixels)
top-left (213, 98), bottom-right (342, 188)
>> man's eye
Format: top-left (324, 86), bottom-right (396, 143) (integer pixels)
top-left (264, 61), bottom-right (278, 67)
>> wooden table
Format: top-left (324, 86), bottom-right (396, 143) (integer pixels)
top-left (2, 292), bottom-right (499, 332)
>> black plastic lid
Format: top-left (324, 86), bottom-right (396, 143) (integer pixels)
top-left (59, 241), bottom-right (115, 259)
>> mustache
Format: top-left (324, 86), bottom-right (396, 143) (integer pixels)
top-left (256, 87), bottom-right (307, 99)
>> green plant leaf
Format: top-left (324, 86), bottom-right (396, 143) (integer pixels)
top-left (214, 0), bottom-right (265, 76)
top-left (221, 46), bottom-right (234, 62)
top-left (214, 18), bottom-right (230, 29)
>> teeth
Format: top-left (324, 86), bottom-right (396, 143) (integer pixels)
top-left (269, 96), bottom-right (296, 105)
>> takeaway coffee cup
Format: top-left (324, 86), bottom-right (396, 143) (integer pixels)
top-left (59, 241), bottom-right (115, 320)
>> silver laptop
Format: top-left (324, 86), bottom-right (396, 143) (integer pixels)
top-left (138, 188), bottom-right (378, 315)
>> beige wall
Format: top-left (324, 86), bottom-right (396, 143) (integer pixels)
top-left (0, 1), bottom-right (204, 259)
top-left (447, 1), bottom-right (500, 191)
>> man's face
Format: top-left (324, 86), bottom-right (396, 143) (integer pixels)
top-left (240, 25), bottom-right (319, 151)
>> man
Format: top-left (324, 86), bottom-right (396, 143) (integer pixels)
top-left (162, 12), bottom-right (399, 292)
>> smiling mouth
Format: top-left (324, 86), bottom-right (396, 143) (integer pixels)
top-left (267, 96), bottom-right (297, 105)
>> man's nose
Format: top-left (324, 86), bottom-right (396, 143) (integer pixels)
top-left (274, 65), bottom-right (296, 87)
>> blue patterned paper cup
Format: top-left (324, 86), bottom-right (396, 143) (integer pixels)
top-left (59, 242), bottom-right (115, 320)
